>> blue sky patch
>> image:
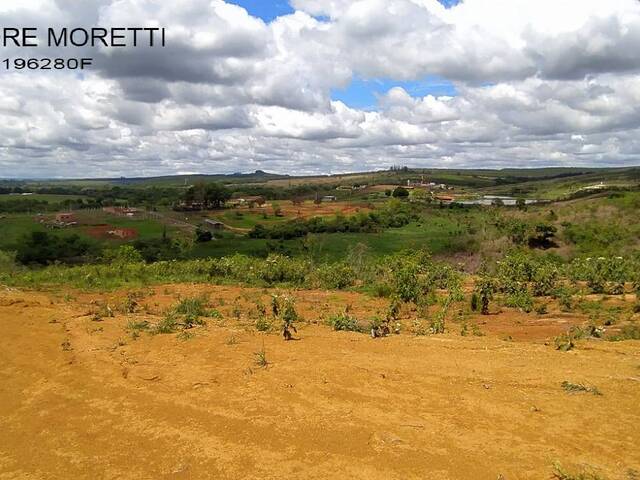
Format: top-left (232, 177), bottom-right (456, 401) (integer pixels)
top-left (227, 0), bottom-right (461, 22)
top-left (226, 0), bottom-right (294, 22)
top-left (331, 77), bottom-right (458, 110)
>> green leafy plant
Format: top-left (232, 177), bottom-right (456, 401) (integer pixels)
top-left (327, 308), bottom-right (363, 332)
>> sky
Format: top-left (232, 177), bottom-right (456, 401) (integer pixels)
top-left (1, 0), bottom-right (640, 178)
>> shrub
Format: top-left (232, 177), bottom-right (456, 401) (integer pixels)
top-left (315, 262), bottom-right (356, 290)
top-left (327, 309), bottom-right (363, 332)
top-left (560, 381), bottom-right (602, 396)
top-left (470, 292), bottom-right (480, 312)
top-left (103, 245), bottom-right (144, 265)
top-left (504, 289), bottom-right (534, 313)
top-left (0, 250), bottom-right (19, 276)
top-left (475, 274), bottom-right (496, 315)
top-left (551, 462), bottom-right (604, 480)
top-left (608, 324), bottom-right (640, 341)
top-left (254, 346), bottom-right (268, 367)
top-left (534, 303), bottom-right (548, 315)
top-left (151, 312), bottom-right (180, 335)
top-left (554, 332), bottom-right (576, 351)
top-left (255, 316), bottom-right (272, 332)
top-left (174, 295), bottom-right (211, 327)
top-left (16, 231), bottom-right (97, 265)
top-left (554, 286), bottom-right (574, 312)
top-left (532, 263), bottom-right (559, 296)
top-left (271, 294), bottom-right (299, 340)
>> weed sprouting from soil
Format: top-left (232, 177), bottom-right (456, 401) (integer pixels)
top-left (552, 462), bottom-right (605, 480)
top-left (151, 312), bottom-right (180, 335)
top-left (177, 330), bottom-right (195, 341)
top-left (254, 343), bottom-right (268, 368)
top-left (561, 381), bottom-right (602, 396)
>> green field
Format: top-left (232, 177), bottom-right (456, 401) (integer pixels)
top-left (0, 194), bottom-right (87, 203)
top-left (189, 212), bottom-right (486, 261)
top-left (0, 212), bottom-right (181, 251)
top-left (0, 215), bottom-right (48, 250)
top-left (213, 211), bottom-right (289, 229)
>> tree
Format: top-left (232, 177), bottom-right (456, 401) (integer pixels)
top-left (16, 231), bottom-right (95, 265)
top-left (103, 245), bottom-right (144, 264)
top-left (516, 197), bottom-right (526, 210)
top-left (195, 228), bottom-right (213, 243)
top-left (392, 187), bottom-right (409, 198)
top-left (204, 183), bottom-right (231, 209)
top-left (528, 223), bottom-right (557, 249)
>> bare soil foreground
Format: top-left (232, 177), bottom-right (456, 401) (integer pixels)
top-left (1, 285), bottom-right (639, 479)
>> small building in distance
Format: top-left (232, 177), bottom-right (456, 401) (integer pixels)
top-left (321, 195), bottom-right (337, 202)
top-left (434, 195), bottom-right (455, 204)
top-left (204, 219), bottom-right (225, 230)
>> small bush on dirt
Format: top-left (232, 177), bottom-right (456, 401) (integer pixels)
top-left (173, 295), bottom-right (217, 328)
top-left (411, 317), bottom-right (429, 336)
top-left (91, 302), bottom-right (114, 322)
top-left (151, 312), bottom-right (180, 335)
top-left (470, 292), bottom-right (480, 312)
top-left (271, 294), bottom-right (299, 340)
top-left (560, 381), bottom-right (602, 396)
top-left (552, 462), bottom-right (605, 480)
top-left (315, 262), bottom-right (356, 290)
top-left (532, 264), bottom-right (559, 297)
top-left (127, 319), bottom-right (150, 332)
top-left (554, 332), bottom-right (576, 351)
top-left (535, 303), bottom-right (548, 315)
top-left (327, 309), bottom-right (363, 332)
top-left (254, 345), bottom-right (268, 367)
top-left (177, 330), bottom-right (195, 341)
top-left (554, 287), bottom-right (574, 312)
top-left (475, 273), bottom-right (497, 315)
top-left (255, 316), bottom-right (272, 332)
top-left (120, 291), bottom-right (145, 314)
top-left (461, 322), bottom-right (484, 337)
top-left (504, 289), bottom-right (534, 313)
top-left (608, 324), bottom-right (640, 341)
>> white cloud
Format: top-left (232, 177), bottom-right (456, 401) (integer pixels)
top-left (1, 0), bottom-right (640, 177)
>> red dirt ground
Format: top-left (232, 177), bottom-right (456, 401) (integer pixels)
top-left (0, 284), bottom-right (639, 479)
top-left (84, 224), bottom-right (138, 240)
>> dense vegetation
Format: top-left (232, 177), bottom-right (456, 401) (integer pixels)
top-left (249, 201), bottom-right (417, 240)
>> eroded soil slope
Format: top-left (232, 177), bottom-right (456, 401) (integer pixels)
top-left (0, 286), bottom-right (639, 479)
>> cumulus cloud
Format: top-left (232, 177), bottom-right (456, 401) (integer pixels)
top-left (1, 0), bottom-right (640, 178)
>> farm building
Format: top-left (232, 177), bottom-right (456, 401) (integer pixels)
top-left (321, 196), bottom-right (337, 202)
top-left (204, 219), bottom-right (225, 230)
top-left (434, 195), bottom-right (455, 204)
